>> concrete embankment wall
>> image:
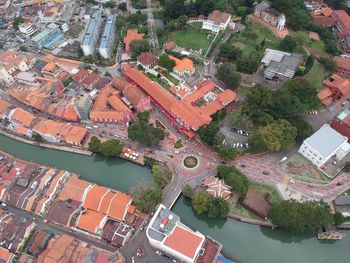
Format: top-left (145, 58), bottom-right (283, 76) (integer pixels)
top-left (0, 129), bottom-right (92, 156)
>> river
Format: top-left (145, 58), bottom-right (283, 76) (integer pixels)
top-left (1, 134), bottom-right (349, 263)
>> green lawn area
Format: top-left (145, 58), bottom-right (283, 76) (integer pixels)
top-left (231, 22), bottom-right (278, 55)
top-left (161, 71), bottom-right (180, 85)
top-left (230, 204), bottom-right (260, 219)
top-left (310, 40), bottom-right (326, 53)
top-left (304, 62), bottom-right (330, 91)
top-left (171, 25), bottom-right (213, 53)
top-left (249, 181), bottom-right (282, 205)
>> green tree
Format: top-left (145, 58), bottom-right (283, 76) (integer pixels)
top-left (318, 57), bottom-right (337, 72)
top-left (151, 164), bottom-right (173, 188)
top-left (182, 184), bottom-right (195, 199)
top-left (344, 162), bottom-right (350, 172)
top-left (218, 165), bottom-right (249, 197)
top-left (13, 16), bottom-right (24, 26)
top-left (103, 1), bottom-right (116, 8)
top-left (219, 145), bottom-right (237, 160)
top-left (207, 197), bottom-right (230, 218)
top-left (219, 44), bottom-right (242, 60)
top-left (98, 139), bottom-right (123, 157)
top-left (33, 133), bottom-right (43, 143)
top-left (334, 212), bottom-right (347, 225)
top-left (268, 200), bottom-right (333, 234)
top-left (131, 180), bottom-right (156, 203)
top-left (130, 39), bottom-right (150, 60)
top-left (236, 52), bottom-right (260, 74)
top-left (164, 0), bottom-right (186, 19)
top-left (118, 2), bottom-right (127, 10)
top-left (88, 136), bottom-right (101, 153)
top-left (137, 111), bottom-right (150, 125)
top-left (159, 54), bottom-right (176, 71)
top-left (282, 78), bottom-right (320, 111)
top-left (289, 118), bottom-right (313, 142)
top-left (198, 122), bottom-right (224, 147)
top-left (251, 120), bottom-right (297, 153)
top-left (20, 45), bottom-right (28, 52)
top-left (279, 36), bottom-right (298, 52)
top-left (217, 62), bottom-right (241, 89)
top-left (191, 190), bottom-right (210, 215)
top-left (137, 188), bottom-right (163, 212)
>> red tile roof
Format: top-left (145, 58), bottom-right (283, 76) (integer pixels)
top-left (123, 29), bottom-right (144, 55)
top-left (76, 209), bottom-right (106, 233)
top-left (335, 56), bottom-right (350, 71)
top-left (164, 225), bottom-right (204, 260)
top-left (207, 10), bottom-right (231, 25)
top-left (137, 52), bottom-right (158, 66)
top-left (324, 74), bottom-right (350, 96)
top-left (72, 69), bottom-right (89, 82)
top-left (334, 10), bottom-right (350, 30)
top-left (82, 72), bottom-right (100, 87)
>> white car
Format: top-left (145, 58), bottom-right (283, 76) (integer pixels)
top-left (156, 251), bottom-right (162, 255)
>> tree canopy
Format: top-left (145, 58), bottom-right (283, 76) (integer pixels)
top-left (218, 165), bottom-right (249, 197)
top-left (191, 189), bottom-right (210, 215)
top-left (159, 54), bottom-right (176, 71)
top-left (151, 163), bottom-right (173, 189)
top-left (137, 188), bottom-right (163, 212)
top-left (268, 200), bottom-right (333, 234)
top-left (98, 139), bottom-right (123, 157)
top-left (249, 119), bottom-right (297, 153)
top-left (128, 112), bottom-right (165, 146)
top-left (88, 136), bottom-right (101, 152)
top-left (207, 197), bottom-right (230, 218)
top-left (217, 62), bottom-right (241, 89)
top-left (130, 39), bottom-right (150, 60)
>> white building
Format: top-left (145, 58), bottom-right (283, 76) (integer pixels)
top-left (98, 14), bottom-right (116, 59)
top-left (146, 204), bottom-right (206, 263)
top-left (298, 124), bottom-right (350, 167)
top-left (18, 23), bottom-right (37, 37)
top-left (81, 10), bottom-right (102, 56)
top-left (202, 10), bottom-right (231, 33)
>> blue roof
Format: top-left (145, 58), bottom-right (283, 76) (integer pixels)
top-left (99, 14), bottom-right (116, 50)
top-left (217, 256), bottom-right (234, 263)
top-left (82, 10), bottom-right (102, 47)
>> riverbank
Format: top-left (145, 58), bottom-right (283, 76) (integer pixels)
top-left (0, 128), bottom-right (92, 156)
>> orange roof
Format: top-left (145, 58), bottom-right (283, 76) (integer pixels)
top-left (314, 7), bottom-right (333, 17)
top-left (318, 87), bottom-right (333, 100)
top-left (58, 178), bottom-right (91, 202)
top-left (0, 99), bottom-right (11, 115)
top-left (334, 10), bottom-right (350, 30)
top-left (11, 108), bottom-right (36, 127)
top-left (107, 192), bottom-right (132, 220)
top-left (127, 204), bottom-right (137, 214)
top-left (42, 62), bottom-right (56, 72)
top-left (168, 55), bottom-right (195, 74)
top-left (164, 225), bottom-right (204, 260)
top-left (76, 209), bottom-right (106, 233)
top-left (83, 185), bottom-right (109, 211)
top-left (108, 95), bottom-right (132, 113)
top-left (309, 31), bottom-right (320, 41)
top-left (0, 247), bottom-right (11, 261)
top-left (335, 56), bottom-right (350, 71)
top-left (15, 125), bottom-right (30, 135)
top-left (72, 69), bottom-right (89, 82)
top-left (123, 29), bottom-right (144, 55)
top-left (324, 74), bottom-right (350, 96)
top-left (99, 191), bottom-right (116, 214)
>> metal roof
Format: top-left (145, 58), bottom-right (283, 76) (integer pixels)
top-left (99, 14), bottom-right (116, 49)
top-left (82, 10), bottom-right (102, 47)
top-left (305, 124), bottom-right (347, 157)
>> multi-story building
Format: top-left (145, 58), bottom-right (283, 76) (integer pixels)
top-left (254, 0), bottom-right (286, 30)
top-left (334, 56), bottom-right (350, 79)
top-left (18, 23), bottom-right (37, 37)
top-left (98, 14), bottom-right (116, 59)
top-left (81, 10), bottom-right (102, 56)
top-left (202, 10), bottom-right (231, 33)
top-left (31, 23), bottom-right (64, 49)
top-left (333, 10), bottom-right (350, 37)
top-left (298, 124), bottom-right (350, 168)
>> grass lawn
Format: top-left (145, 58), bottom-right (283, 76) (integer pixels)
top-left (304, 62), bottom-right (330, 91)
top-left (146, 73), bottom-right (171, 90)
top-left (310, 40), bottom-right (326, 53)
top-left (231, 22), bottom-right (278, 56)
top-left (161, 71), bottom-right (180, 85)
top-left (230, 204), bottom-right (260, 219)
top-left (171, 25), bottom-right (213, 52)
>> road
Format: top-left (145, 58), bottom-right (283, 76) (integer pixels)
top-left (7, 205), bottom-right (117, 252)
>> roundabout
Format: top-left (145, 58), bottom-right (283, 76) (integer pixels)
top-left (183, 155), bottom-right (199, 169)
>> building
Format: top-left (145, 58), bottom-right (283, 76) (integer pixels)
top-left (335, 56), bottom-right (350, 79)
top-left (123, 64), bottom-right (238, 136)
top-left (254, 1), bottom-right (286, 30)
top-left (168, 55), bottom-right (195, 76)
top-left (331, 109), bottom-right (350, 141)
top-left (39, 3), bottom-right (66, 23)
top-left (137, 52), bottom-right (158, 69)
top-left (89, 85), bottom-right (134, 124)
top-left (98, 14), bottom-right (116, 59)
top-left (298, 124), bottom-right (350, 167)
top-left (261, 48), bottom-right (303, 80)
top-left (81, 10), bottom-right (102, 56)
top-left (333, 10), bottom-right (350, 37)
top-left (74, 93), bottom-right (93, 120)
top-left (31, 23), bottom-right (64, 49)
top-left (305, 0), bottom-right (326, 11)
top-left (312, 7), bottom-right (336, 27)
top-left (123, 29), bottom-right (144, 56)
top-left (41, 62), bottom-right (62, 78)
top-left (18, 23), bottom-right (36, 37)
top-left (0, 247), bottom-right (15, 263)
top-left (202, 176), bottom-right (232, 200)
top-left (241, 189), bottom-right (272, 219)
top-left (202, 10), bottom-right (231, 33)
top-left (318, 74), bottom-right (350, 106)
top-left (147, 204), bottom-right (205, 263)
top-left (334, 194), bottom-right (350, 217)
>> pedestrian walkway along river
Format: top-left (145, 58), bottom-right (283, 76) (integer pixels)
top-left (1, 134), bottom-right (349, 263)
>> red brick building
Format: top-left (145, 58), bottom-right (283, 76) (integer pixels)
top-left (333, 10), bottom-right (350, 37)
top-left (335, 56), bottom-right (350, 79)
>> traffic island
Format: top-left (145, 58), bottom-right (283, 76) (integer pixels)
top-left (183, 156), bottom-right (199, 169)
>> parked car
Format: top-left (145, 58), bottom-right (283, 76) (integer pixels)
top-left (262, 171), bottom-right (269, 175)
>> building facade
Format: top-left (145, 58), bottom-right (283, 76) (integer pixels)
top-left (202, 10), bottom-right (231, 33)
top-left (254, 0), bottom-right (286, 30)
top-left (98, 14), bottom-right (116, 59)
top-left (81, 10), bottom-right (102, 56)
